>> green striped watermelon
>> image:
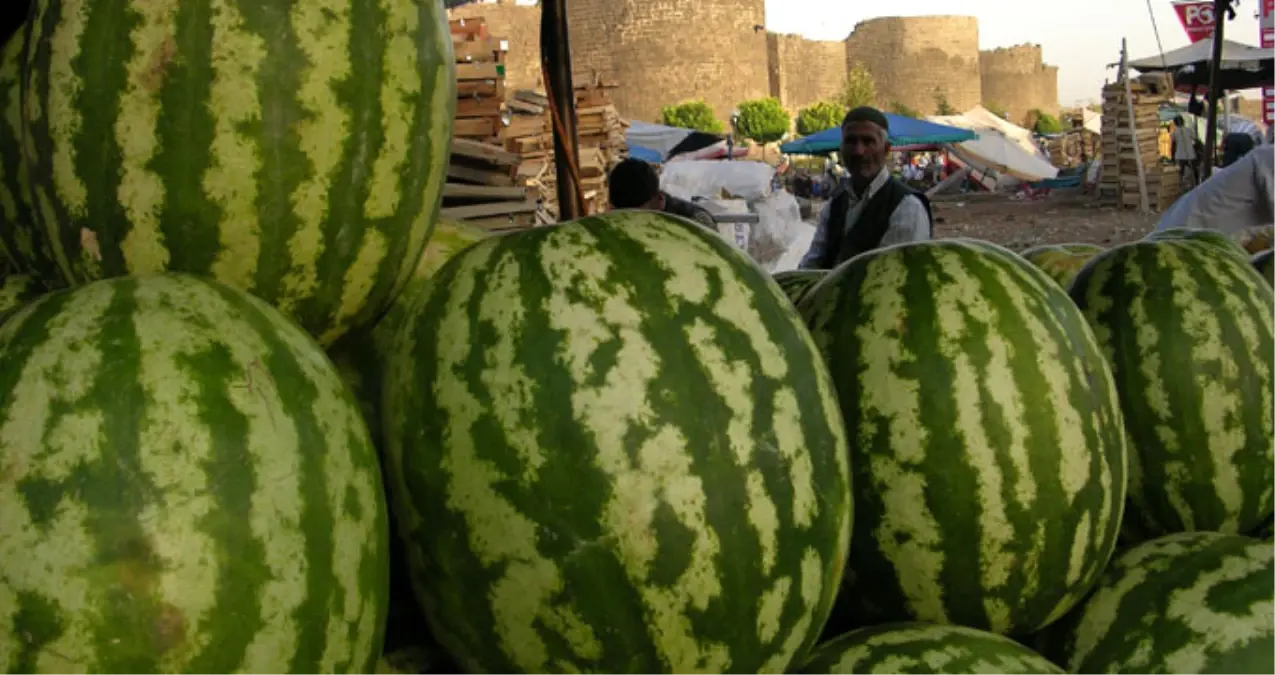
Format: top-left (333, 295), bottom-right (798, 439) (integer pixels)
top-left (797, 623), bottom-right (1064, 674)
top-left (0, 272), bottom-right (43, 325)
top-left (381, 211), bottom-right (853, 673)
top-left (1069, 240), bottom-right (1274, 541)
top-left (329, 218), bottom-right (489, 448)
top-left (797, 238), bottom-right (1127, 636)
top-left (1253, 249), bottom-right (1273, 285)
top-left (0, 33), bottom-right (63, 285)
top-left (0, 273), bottom-right (389, 672)
top-left (1018, 243), bottom-right (1104, 289)
top-left (1146, 227), bottom-right (1249, 261)
top-left (772, 269), bottom-right (827, 306)
top-left (17, 0), bottom-right (456, 345)
top-left (1039, 531), bottom-right (1274, 673)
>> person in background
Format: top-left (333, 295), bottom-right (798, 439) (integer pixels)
top-left (607, 158), bottom-right (717, 230)
top-left (1221, 132), bottom-right (1257, 168)
top-left (1155, 143), bottom-right (1273, 235)
top-left (799, 106), bottom-right (933, 269)
top-left (1172, 116), bottom-right (1199, 188)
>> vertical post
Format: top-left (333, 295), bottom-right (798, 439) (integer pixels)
top-left (1202, 0), bottom-right (1228, 180)
top-left (1120, 38), bottom-right (1151, 213)
top-left (540, 0), bottom-right (582, 220)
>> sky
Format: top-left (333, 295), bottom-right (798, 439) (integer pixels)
top-left (763, 0), bottom-right (1266, 105)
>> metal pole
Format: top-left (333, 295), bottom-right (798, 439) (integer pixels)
top-left (1201, 0), bottom-right (1228, 180)
top-left (540, 0), bottom-right (582, 220)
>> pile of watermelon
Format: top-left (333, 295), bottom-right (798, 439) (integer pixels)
top-left (1, 3), bottom-right (1273, 673)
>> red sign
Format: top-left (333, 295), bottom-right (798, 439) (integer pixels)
top-left (1264, 0), bottom-right (1274, 124)
top-left (1172, 0), bottom-right (1218, 43)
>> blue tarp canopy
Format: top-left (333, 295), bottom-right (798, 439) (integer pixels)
top-left (626, 141), bottom-right (665, 164)
top-left (779, 114), bottom-right (977, 155)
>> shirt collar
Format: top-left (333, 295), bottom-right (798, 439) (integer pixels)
top-left (846, 166), bottom-right (891, 200)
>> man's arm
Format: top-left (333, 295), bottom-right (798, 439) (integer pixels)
top-left (879, 195), bottom-right (932, 247)
top-left (688, 205), bottom-right (718, 230)
top-left (798, 201), bottom-right (834, 269)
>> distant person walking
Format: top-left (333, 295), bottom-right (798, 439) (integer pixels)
top-left (799, 106), bottom-right (933, 269)
top-left (1172, 115), bottom-right (1199, 188)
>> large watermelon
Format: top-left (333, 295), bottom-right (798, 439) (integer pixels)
top-left (0, 274), bottom-right (389, 672)
top-left (0, 33), bottom-right (63, 284)
top-left (17, 0), bottom-right (456, 345)
top-left (797, 238), bottom-right (1127, 636)
top-left (1018, 243), bottom-right (1104, 289)
top-left (1069, 240), bottom-right (1274, 540)
top-left (772, 269), bottom-right (827, 306)
top-left (1039, 532), bottom-right (1274, 673)
top-left (1146, 227), bottom-right (1249, 261)
top-left (797, 623), bottom-right (1063, 674)
top-left (381, 211), bottom-right (853, 673)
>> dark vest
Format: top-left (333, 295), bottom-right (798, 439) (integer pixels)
top-left (816, 176), bottom-right (933, 269)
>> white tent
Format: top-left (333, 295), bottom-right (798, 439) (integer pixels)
top-left (927, 106), bottom-right (1059, 187)
top-left (1129, 38), bottom-right (1273, 90)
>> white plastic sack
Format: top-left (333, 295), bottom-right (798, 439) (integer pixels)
top-left (660, 160), bottom-right (775, 201)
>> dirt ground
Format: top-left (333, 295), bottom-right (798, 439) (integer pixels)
top-left (929, 188), bottom-right (1160, 252)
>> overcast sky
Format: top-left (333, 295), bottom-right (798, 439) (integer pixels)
top-left (764, 0), bottom-right (1265, 105)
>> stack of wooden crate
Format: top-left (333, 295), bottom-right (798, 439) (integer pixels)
top-left (450, 17), bottom-right (506, 143)
top-left (1097, 73), bottom-right (1178, 210)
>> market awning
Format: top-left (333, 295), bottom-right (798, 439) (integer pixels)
top-left (1129, 37), bottom-right (1274, 90)
top-left (778, 114), bottom-right (976, 155)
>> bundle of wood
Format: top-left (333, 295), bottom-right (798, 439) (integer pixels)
top-left (1097, 73), bottom-right (1178, 210)
top-left (500, 81), bottom-right (629, 219)
top-left (450, 17), bottom-right (505, 143)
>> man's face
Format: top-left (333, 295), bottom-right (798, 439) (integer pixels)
top-left (840, 121), bottom-right (889, 182)
top-left (641, 193), bottom-right (665, 210)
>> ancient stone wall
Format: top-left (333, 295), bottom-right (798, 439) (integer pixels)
top-left (564, 0), bottom-right (772, 123)
top-left (843, 16), bottom-right (982, 116)
top-left (980, 44), bottom-right (1061, 125)
top-left (444, 4), bottom-right (1062, 125)
top-left (766, 33), bottom-right (846, 111)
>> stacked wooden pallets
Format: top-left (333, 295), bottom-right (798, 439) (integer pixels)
top-left (443, 17), bottom-right (537, 230)
top-left (1097, 73), bottom-right (1178, 210)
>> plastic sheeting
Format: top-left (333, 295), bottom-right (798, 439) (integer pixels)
top-left (658, 160), bottom-right (811, 271)
top-left (928, 107), bottom-right (1059, 184)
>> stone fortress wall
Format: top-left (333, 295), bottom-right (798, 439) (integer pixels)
top-left (447, 2), bottom-right (1060, 126)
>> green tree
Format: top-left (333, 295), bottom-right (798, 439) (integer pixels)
top-left (796, 100), bottom-right (845, 136)
top-left (1032, 111), bottom-right (1063, 134)
top-left (659, 100), bottom-right (724, 134)
top-left (839, 62), bottom-right (877, 110)
top-left (984, 101), bottom-right (1008, 118)
top-left (735, 97), bottom-right (791, 159)
top-left (888, 101), bottom-right (920, 118)
top-left (933, 87), bottom-right (956, 115)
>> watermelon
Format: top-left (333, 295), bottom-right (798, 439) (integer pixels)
top-left (772, 269), bottom-right (827, 306)
top-left (1018, 243), bottom-right (1104, 289)
top-left (381, 211), bottom-right (853, 673)
top-left (0, 273), bottom-right (43, 325)
top-left (0, 33), bottom-right (63, 285)
top-left (17, 0), bottom-right (456, 345)
top-left (329, 218), bottom-right (489, 448)
top-left (1146, 227), bottom-right (1249, 261)
top-left (1069, 240), bottom-right (1274, 541)
top-left (1253, 249), bottom-right (1273, 285)
top-left (796, 623), bottom-right (1064, 674)
top-left (797, 238), bottom-right (1127, 636)
top-left (1040, 532), bottom-right (1274, 673)
top-left (0, 273), bottom-right (389, 672)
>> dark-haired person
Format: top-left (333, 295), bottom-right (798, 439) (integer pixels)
top-left (799, 106), bottom-right (932, 270)
top-left (607, 158), bottom-right (717, 229)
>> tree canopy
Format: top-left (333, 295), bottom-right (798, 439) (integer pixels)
top-left (659, 100), bottom-right (725, 134)
top-left (840, 63), bottom-right (877, 110)
top-left (796, 101), bottom-right (845, 136)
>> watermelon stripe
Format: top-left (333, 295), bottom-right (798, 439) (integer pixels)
top-left (0, 275), bottom-right (387, 672)
top-left (1070, 242), bottom-right (1274, 537)
top-left (798, 622), bottom-right (1064, 673)
top-left (801, 240), bottom-right (1125, 635)
top-left (1053, 532), bottom-right (1273, 673)
top-left (1, 36), bottom-right (58, 284)
top-left (19, 0), bottom-right (456, 345)
top-left (383, 216), bottom-right (851, 673)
